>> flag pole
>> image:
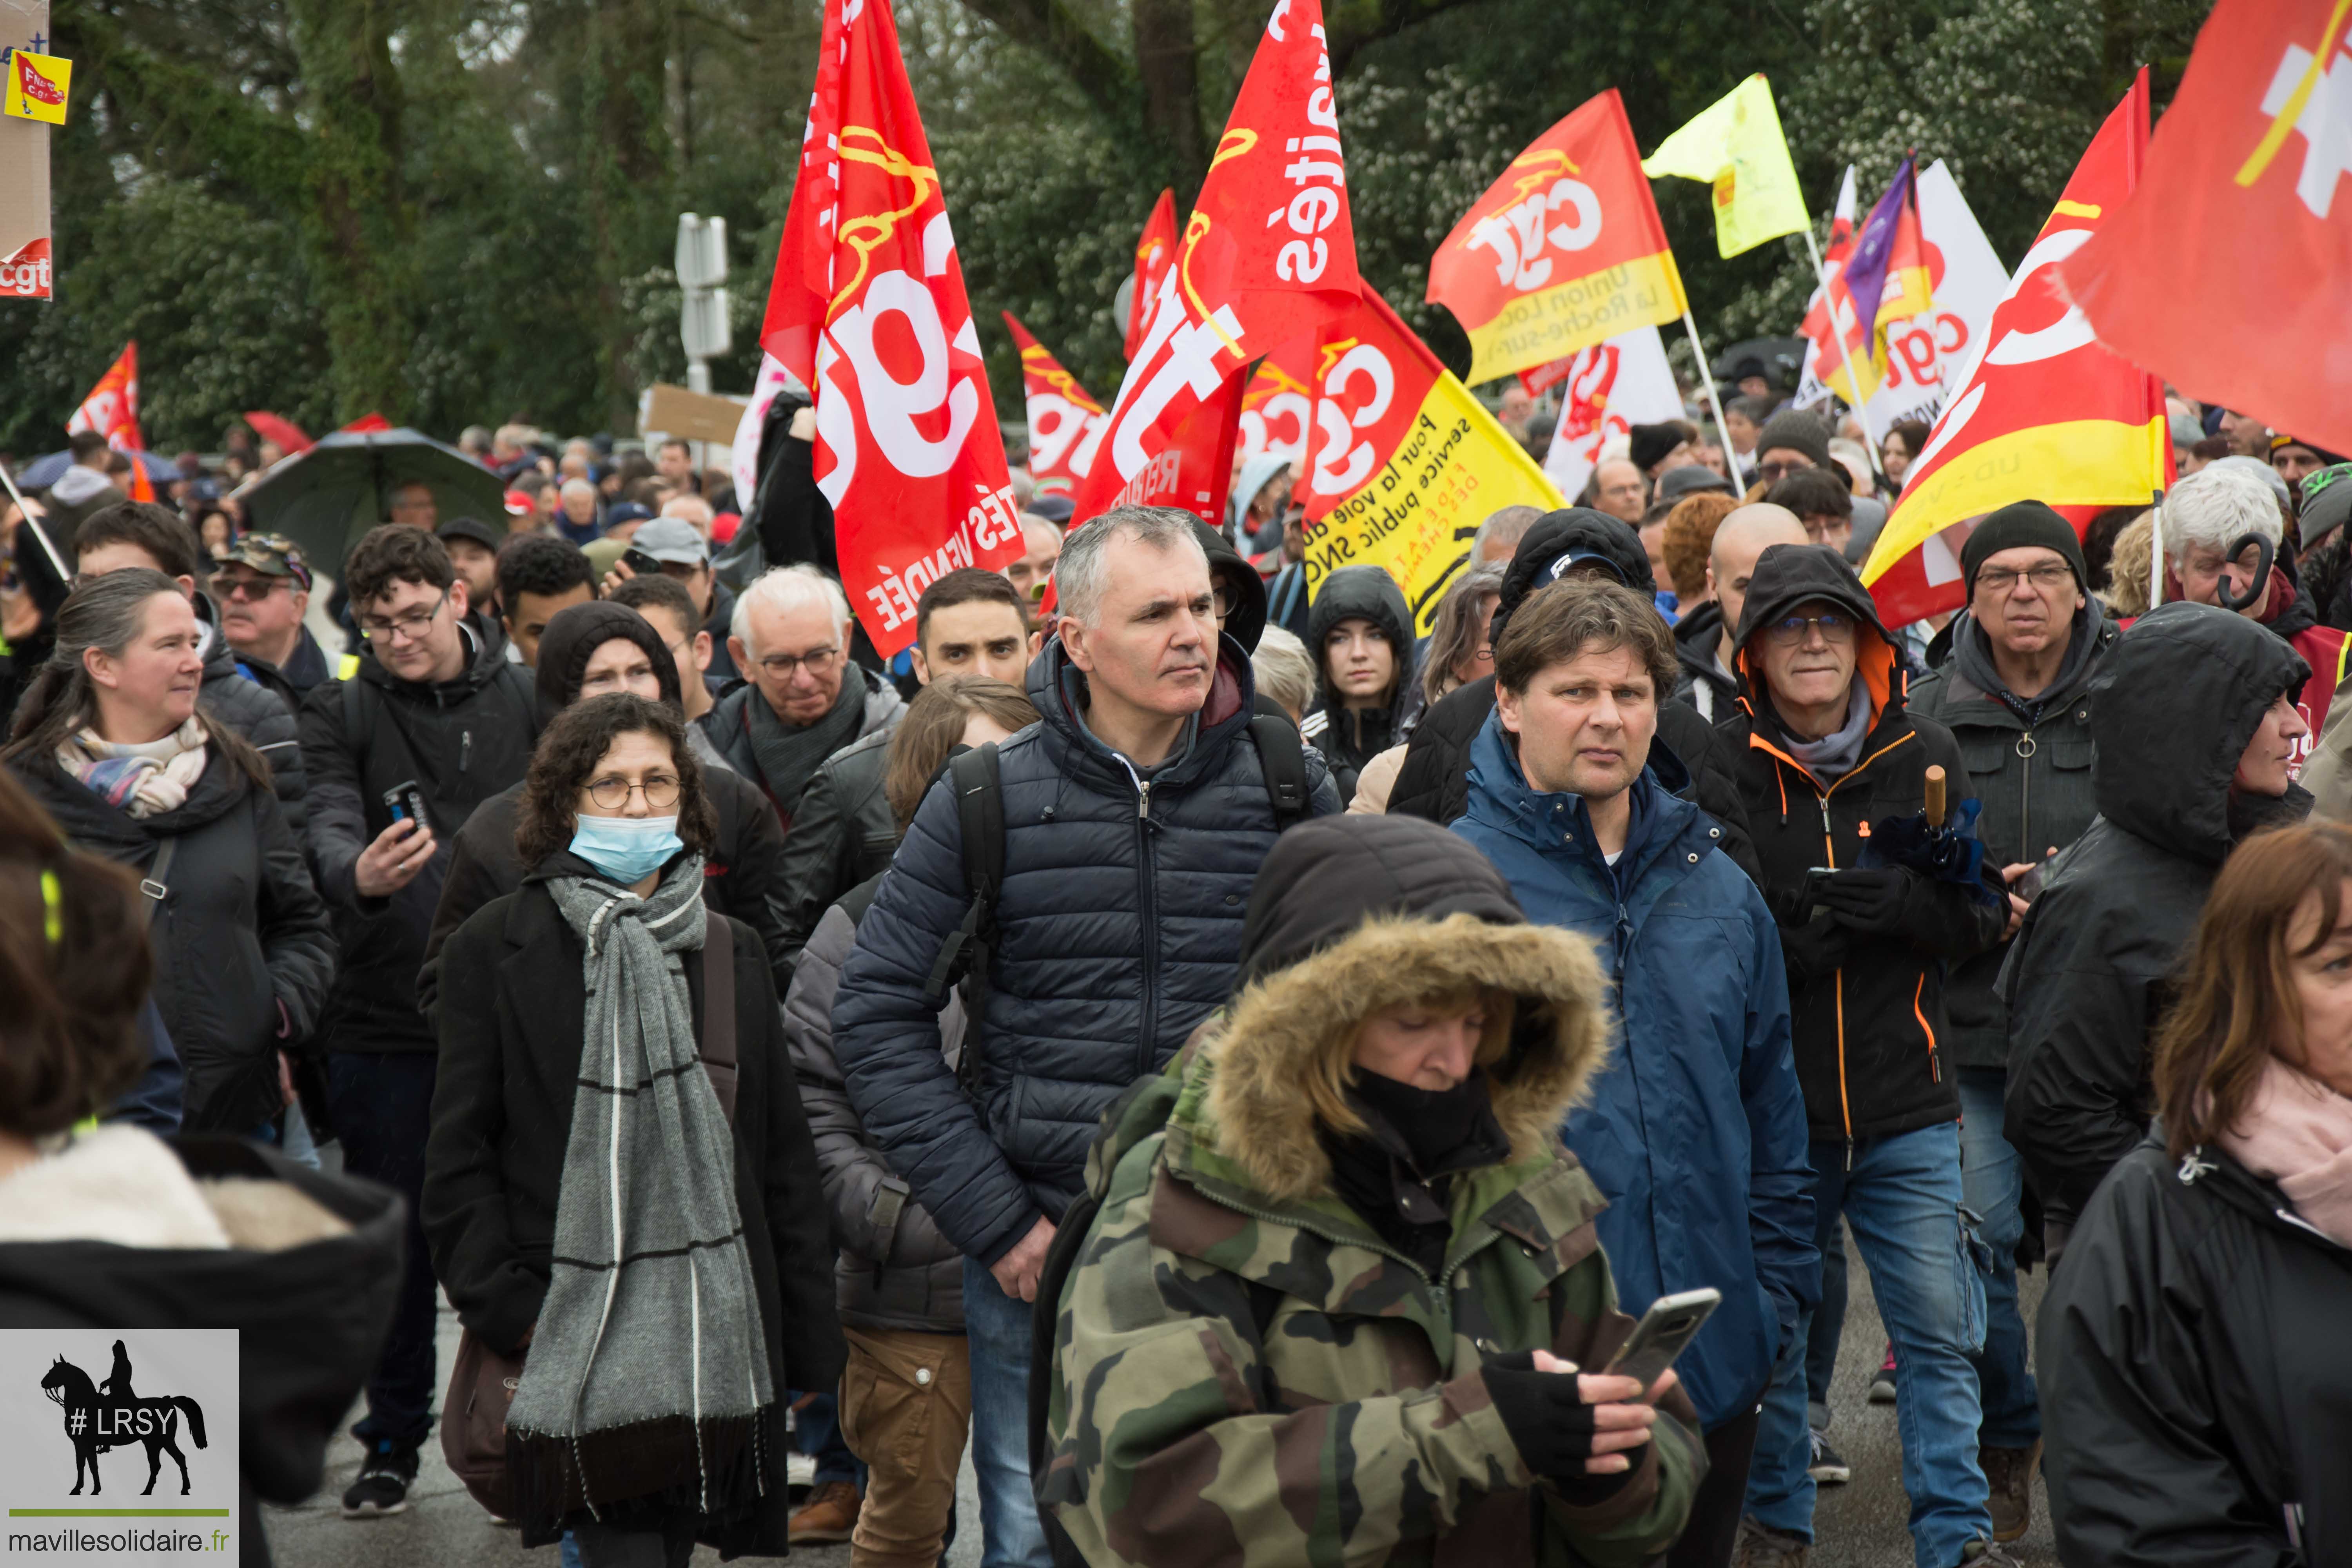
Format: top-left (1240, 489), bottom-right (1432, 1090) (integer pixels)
top-left (0, 459), bottom-right (71, 582)
top-left (1802, 227), bottom-right (1882, 456)
top-left (2147, 487), bottom-right (2166, 610)
top-left (1680, 309), bottom-right (1742, 489)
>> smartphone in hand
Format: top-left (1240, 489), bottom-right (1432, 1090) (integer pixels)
top-left (1602, 1288), bottom-right (1721, 1402)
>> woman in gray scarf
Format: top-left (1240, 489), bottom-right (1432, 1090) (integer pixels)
top-left (425, 693), bottom-right (842, 1564)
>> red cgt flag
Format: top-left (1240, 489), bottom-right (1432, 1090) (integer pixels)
top-left (1861, 74), bottom-right (2169, 627)
top-left (2062, 1), bottom-right (2352, 458)
top-left (66, 342), bottom-right (153, 503)
top-left (1070, 0), bottom-right (1361, 528)
top-left (759, 0), bottom-right (1024, 657)
top-left (1002, 312), bottom-right (1108, 489)
top-left (1125, 190), bottom-right (1179, 361)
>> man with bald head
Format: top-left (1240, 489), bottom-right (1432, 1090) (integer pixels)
top-left (1593, 457), bottom-right (1648, 525)
top-left (1675, 503), bottom-right (1809, 722)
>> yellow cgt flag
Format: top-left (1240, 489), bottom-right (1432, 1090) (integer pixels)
top-left (1641, 74), bottom-right (1808, 258)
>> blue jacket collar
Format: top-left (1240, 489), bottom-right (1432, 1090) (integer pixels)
top-left (1462, 708), bottom-right (1705, 884)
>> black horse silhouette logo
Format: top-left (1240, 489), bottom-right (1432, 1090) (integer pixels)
top-left (39, 1341), bottom-right (209, 1496)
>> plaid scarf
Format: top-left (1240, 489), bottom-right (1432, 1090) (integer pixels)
top-left (55, 717), bottom-right (207, 818)
top-left (506, 856), bottom-right (775, 1527)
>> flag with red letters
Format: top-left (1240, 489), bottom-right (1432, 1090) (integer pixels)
top-left (759, 0), bottom-right (1024, 656)
top-left (1070, 0), bottom-right (1361, 526)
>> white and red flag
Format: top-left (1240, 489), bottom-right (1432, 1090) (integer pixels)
top-left (1002, 312), bottom-right (1108, 491)
top-left (1069, 0), bottom-right (1363, 527)
top-left (1124, 191), bottom-right (1179, 360)
top-left (67, 342), bottom-right (154, 502)
top-left (759, 0), bottom-right (1024, 656)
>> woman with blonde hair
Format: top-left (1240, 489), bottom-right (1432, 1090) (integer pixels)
top-left (2039, 819), bottom-right (2352, 1563)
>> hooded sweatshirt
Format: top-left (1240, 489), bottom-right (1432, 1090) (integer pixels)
top-left (1719, 543), bottom-right (2005, 1145)
top-left (2003, 601), bottom-right (2314, 1226)
top-left (1303, 564), bottom-right (1414, 800)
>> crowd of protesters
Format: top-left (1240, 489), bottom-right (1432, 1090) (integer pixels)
top-left (2, 367), bottom-right (2349, 1568)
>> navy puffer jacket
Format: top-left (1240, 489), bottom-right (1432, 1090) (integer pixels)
top-left (830, 636), bottom-right (1343, 1267)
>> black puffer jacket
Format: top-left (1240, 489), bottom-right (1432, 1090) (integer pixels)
top-left (2039, 1132), bottom-right (2352, 1564)
top-left (1303, 564), bottom-right (1413, 804)
top-left (1386, 509), bottom-right (1760, 883)
top-left (299, 616), bottom-right (541, 1054)
top-left (10, 748), bottom-right (335, 1134)
top-left (200, 597), bottom-right (308, 835)
top-left (2002, 603), bottom-right (2312, 1227)
top-left (785, 873), bottom-right (966, 1332)
top-left (830, 636), bottom-right (1342, 1267)
top-left (1906, 604), bottom-right (2116, 1071)
top-left (771, 726), bottom-right (897, 986)
top-left (1718, 543), bottom-right (2004, 1146)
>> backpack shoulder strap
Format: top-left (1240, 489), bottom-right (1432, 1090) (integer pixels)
top-left (1247, 712), bottom-right (1309, 830)
top-left (921, 743), bottom-right (1004, 1010)
top-left (701, 910), bottom-right (739, 1126)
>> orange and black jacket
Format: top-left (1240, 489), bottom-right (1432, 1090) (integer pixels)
top-left (1715, 543), bottom-right (2004, 1148)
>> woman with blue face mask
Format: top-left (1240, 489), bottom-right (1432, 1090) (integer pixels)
top-left (422, 692), bottom-right (842, 1565)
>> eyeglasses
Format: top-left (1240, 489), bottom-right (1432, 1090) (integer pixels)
top-left (357, 586), bottom-right (451, 643)
top-left (216, 576), bottom-right (292, 602)
top-left (584, 773), bottom-right (681, 810)
top-left (1757, 459), bottom-right (1811, 483)
top-left (1211, 584), bottom-right (1236, 619)
top-left (1975, 564), bottom-right (2075, 594)
top-left (755, 646), bottom-right (840, 681)
top-left (1764, 611), bottom-right (1857, 647)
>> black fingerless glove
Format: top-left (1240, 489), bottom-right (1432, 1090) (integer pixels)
top-left (1480, 1356), bottom-right (1644, 1502)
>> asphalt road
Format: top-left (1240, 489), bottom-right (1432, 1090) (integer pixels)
top-left (268, 1232), bottom-right (2055, 1568)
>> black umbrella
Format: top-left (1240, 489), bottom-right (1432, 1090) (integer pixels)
top-left (238, 426), bottom-right (506, 574)
top-left (1711, 336), bottom-right (1809, 393)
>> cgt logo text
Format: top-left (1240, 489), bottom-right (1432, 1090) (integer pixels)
top-left (0, 239), bottom-right (53, 299)
top-left (2, 1329), bottom-right (239, 1563)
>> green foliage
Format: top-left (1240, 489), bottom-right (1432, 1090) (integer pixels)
top-left (0, 0), bottom-right (2215, 457)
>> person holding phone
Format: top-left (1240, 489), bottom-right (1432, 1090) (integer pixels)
top-left (1452, 576), bottom-right (1813, 1568)
top-left (1042, 815), bottom-right (1702, 1567)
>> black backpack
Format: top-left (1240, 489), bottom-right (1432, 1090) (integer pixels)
top-left (920, 711), bottom-right (1311, 1096)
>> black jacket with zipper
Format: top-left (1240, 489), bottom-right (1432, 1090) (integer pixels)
top-left (1718, 544), bottom-right (2004, 1147)
top-left (1671, 599), bottom-right (1740, 724)
top-left (298, 615), bottom-right (541, 1054)
top-left (9, 748), bottom-right (335, 1133)
top-left (769, 725), bottom-right (898, 988)
top-left (2000, 603), bottom-right (2313, 1227)
top-left (2039, 1131), bottom-right (2351, 1564)
top-left (1906, 608), bottom-right (2116, 1071)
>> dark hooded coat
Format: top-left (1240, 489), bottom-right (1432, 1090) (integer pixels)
top-left (2000, 602), bottom-right (2313, 1227)
top-left (1303, 563), bottom-right (1414, 803)
top-left (1717, 543), bottom-right (2005, 1146)
top-left (1385, 509), bottom-right (1759, 883)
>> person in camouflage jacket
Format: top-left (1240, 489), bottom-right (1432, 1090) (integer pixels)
top-left (1040, 815), bottom-right (1704, 1567)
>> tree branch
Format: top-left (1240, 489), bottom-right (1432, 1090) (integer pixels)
top-left (953, 0), bottom-right (1138, 131)
top-left (1322, 0), bottom-right (1501, 79)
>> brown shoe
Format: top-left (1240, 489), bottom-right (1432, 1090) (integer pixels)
top-left (1980, 1439), bottom-right (2041, 1543)
top-left (788, 1479), bottom-right (861, 1543)
top-left (1735, 1515), bottom-right (1809, 1567)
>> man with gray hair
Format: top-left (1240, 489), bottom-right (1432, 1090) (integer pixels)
top-left (701, 563), bottom-right (904, 828)
top-left (1472, 502), bottom-right (1543, 566)
top-left (2156, 461), bottom-right (2347, 766)
top-left (831, 505), bottom-right (1340, 1567)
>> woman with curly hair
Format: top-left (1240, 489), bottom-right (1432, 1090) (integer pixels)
top-left (424, 693), bottom-right (841, 1564)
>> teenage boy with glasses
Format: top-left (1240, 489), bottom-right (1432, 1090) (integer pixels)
top-left (298, 524), bottom-right (543, 1518)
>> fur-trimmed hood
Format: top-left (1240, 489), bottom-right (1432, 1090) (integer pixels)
top-left (1171, 815), bottom-right (1611, 1206)
top-left (1194, 911), bottom-right (1610, 1204)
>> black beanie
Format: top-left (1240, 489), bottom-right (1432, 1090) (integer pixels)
top-left (1959, 501), bottom-right (2089, 595)
top-left (1754, 409), bottom-right (1832, 472)
top-left (1628, 422), bottom-right (1685, 474)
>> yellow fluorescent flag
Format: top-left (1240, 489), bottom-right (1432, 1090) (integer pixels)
top-left (1641, 74), bottom-right (1808, 258)
top-left (4, 49), bottom-right (72, 125)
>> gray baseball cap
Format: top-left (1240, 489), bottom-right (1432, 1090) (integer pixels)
top-left (630, 515), bottom-right (710, 566)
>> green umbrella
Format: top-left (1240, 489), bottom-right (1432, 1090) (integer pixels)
top-left (238, 426), bottom-right (507, 574)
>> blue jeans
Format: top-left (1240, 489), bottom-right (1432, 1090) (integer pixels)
top-left (327, 1051), bottom-right (438, 1455)
top-left (1806, 1219), bottom-right (1847, 1431)
top-left (962, 1255), bottom-right (1050, 1568)
top-left (1748, 1122), bottom-right (1991, 1568)
top-left (1956, 1068), bottom-right (2038, 1450)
